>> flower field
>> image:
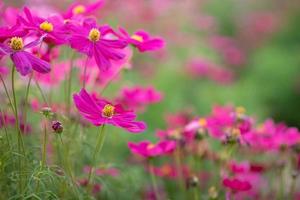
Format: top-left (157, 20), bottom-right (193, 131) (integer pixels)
top-left (0, 0), bottom-right (300, 199)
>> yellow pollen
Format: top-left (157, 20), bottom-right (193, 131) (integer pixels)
top-left (10, 37), bottom-right (23, 50)
top-left (231, 128), bottom-right (241, 137)
top-left (236, 106), bottom-right (246, 115)
top-left (131, 34), bottom-right (143, 42)
top-left (89, 28), bottom-right (101, 42)
top-left (72, 5), bottom-right (86, 15)
top-left (102, 104), bottom-right (115, 118)
top-left (147, 144), bottom-right (155, 150)
top-left (39, 21), bottom-right (53, 32)
top-left (198, 118), bottom-right (207, 127)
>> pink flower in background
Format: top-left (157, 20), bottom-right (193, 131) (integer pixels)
top-left (76, 47), bottom-right (132, 87)
top-left (223, 177), bottom-right (252, 192)
top-left (73, 88), bottom-right (146, 133)
top-left (0, 36), bottom-right (50, 76)
top-left (63, 0), bottom-right (105, 19)
top-left (68, 18), bottom-right (127, 71)
top-left (117, 86), bottom-right (163, 110)
top-left (18, 7), bottom-right (67, 45)
top-left (118, 28), bottom-right (165, 52)
top-left (34, 61), bottom-right (70, 87)
top-left (0, 65), bottom-right (9, 76)
top-left (128, 140), bottom-right (176, 158)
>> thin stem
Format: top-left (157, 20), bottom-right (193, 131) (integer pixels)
top-left (149, 159), bottom-right (160, 200)
top-left (174, 146), bottom-right (185, 190)
top-left (11, 66), bottom-right (25, 194)
top-left (23, 73), bottom-right (32, 135)
top-left (34, 78), bottom-right (48, 106)
top-left (289, 175), bottom-right (297, 199)
top-left (193, 187), bottom-right (199, 200)
top-left (86, 125), bottom-right (107, 190)
top-left (0, 74), bottom-right (15, 113)
top-left (41, 121), bottom-right (48, 168)
top-left (82, 56), bottom-right (89, 89)
top-left (66, 52), bottom-right (76, 115)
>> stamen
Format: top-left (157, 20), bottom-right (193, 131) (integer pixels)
top-left (72, 5), bottom-right (86, 15)
top-left (89, 28), bottom-right (101, 42)
top-left (10, 37), bottom-right (23, 51)
top-left (102, 104), bottom-right (115, 118)
top-left (39, 21), bottom-right (53, 32)
top-left (131, 34), bottom-right (143, 42)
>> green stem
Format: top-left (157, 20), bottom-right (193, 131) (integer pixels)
top-left (34, 78), bottom-right (48, 106)
top-left (86, 125), bottom-right (106, 190)
top-left (41, 121), bottom-right (48, 168)
top-left (11, 66), bottom-right (25, 194)
top-left (23, 74), bottom-right (32, 135)
top-left (149, 159), bottom-right (160, 200)
top-left (193, 187), bottom-right (199, 200)
top-left (289, 175), bottom-right (297, 199)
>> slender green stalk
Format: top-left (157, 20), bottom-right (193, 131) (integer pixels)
top-left (41, 121), bottom-right (48, 168)
top-left (34, 78), bottom-right (48, 106)
top-left (86, 125), bottom-right (107, 190)
top-left (23, 74), bottom-right (32, 135)
top-left (193, 187), bottom-right (199, 200)
top-left (82, 56), bottom-right (89, 89)
top-left (11, 66), bottom-right (25, 194)
top-left (149, 159), bottom-right (160, 200)
top-left (289, 175), bottom-right (297, 199)
top-left (174, 146), bottom-right (185, 190)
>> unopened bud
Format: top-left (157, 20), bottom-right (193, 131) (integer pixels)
top-left (208, 186), bottom-right (218, 199)
top-left (186, 176), bottom-right (199, 189)
top-left (52, 121), bottom-right (63, 134)
top-left (41, 107), bottom-right (53, 119)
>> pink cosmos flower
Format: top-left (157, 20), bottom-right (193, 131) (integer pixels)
top-left (0, 25), bottom-right (27, 43)
top-left (128, 140), bottom-right (176, 158)
top-left (117, 86), bottom-right (163, 110)
top-left (223, 177), bottom-right (252, 192)
top-left (149, 164), bottom-right (190, 179)
top-left (118, 28), bottom-right (165, 52)
top-left (68, 18), bottom-right (127, 71)
top-left (0, 36), bottom-right (50, 76)
top-left (73, 88), bottom-right (146, 133)
top-left (63, 0), bottom-right (105, 19)
top-left (18, 7), bottom-right (67, 45)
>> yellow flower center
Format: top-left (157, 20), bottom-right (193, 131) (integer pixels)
top-left (131, 34), bottom-right (143, 42)
top-left (72, 5), bottom-right (86, 15)
top-left (39, 21), bottom-right (53, 32)
top-left (10, 37), bottom-right (23, 50)
top-left (147, 144), bottom-right (155, 150)
top-left (89, 28), bottom-right (101, 42)
top-left (198, 118), bottom-right (207, 127)
top-left (231, 128), bottom-right (241, 137)
top-left (235, 106), bottom-right (246, 115)
top-left (102, 104), bottom-right (115, 118)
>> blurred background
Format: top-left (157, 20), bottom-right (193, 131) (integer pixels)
top-left (2, 0), bottom-right (300, 199)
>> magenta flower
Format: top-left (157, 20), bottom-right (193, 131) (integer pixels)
top-left (18, 7), bottom-right (67, 45)
top-left (0, 25), bottom-right (27, 43)
top-left (128, 140), bottom-right (176, 158)
top-left (68, 19), bottom-right (127, 71)
top-left (223, 178), bottom-right (252, 192)
top-left (0, 36), bottom-right (50, 76)
top-left (73, 88), bottom-right (146, 133)
top-left (63, 0), bottom-right (105, 19)
top-left (118, 28), bottom-right (165, 52)
top-left (117, 86), bottom-right (163, 110)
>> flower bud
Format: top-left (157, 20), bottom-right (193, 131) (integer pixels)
top-left (52, 121), bottom-right (63, 134)
top-left (41, 107), bottom-right (54, 119)
top-left (186, 175), bottom-right (199, 189)
top-left (208, 186), bottom-right (218, 199)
